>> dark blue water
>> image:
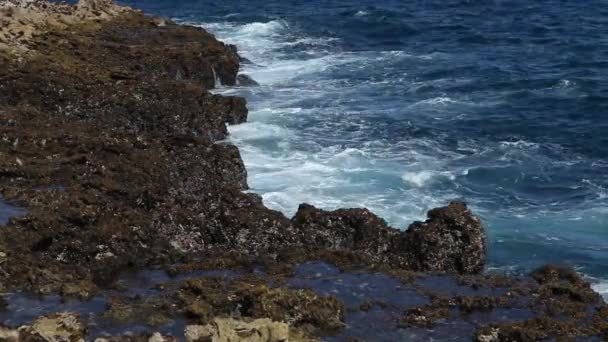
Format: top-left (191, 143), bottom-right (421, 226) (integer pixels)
top-left (120, 0), bottom-right (608, 296)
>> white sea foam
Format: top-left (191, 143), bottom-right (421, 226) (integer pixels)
top-left (592, 281), bottom-right (608, 300)
top-left (499, 140), bottom-right (539, 149)
top-left (401, 171), bottom-right (435, 187)
top-left (228, 121), bottom-right (290, 141)
top-left (401, 170), bottom-right (458, 187)
top-left (237, 20), bottom-right (288, 36)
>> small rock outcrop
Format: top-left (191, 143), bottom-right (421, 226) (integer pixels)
top-left (402, 201), bottom-right (486, 274)
top-left (185, 318), bottom-right (313, 342)
top-left (291, 201), bottom-right (486, 274)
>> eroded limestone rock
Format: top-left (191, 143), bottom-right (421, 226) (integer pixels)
top-left (185, 318), bottom-right (315, 342)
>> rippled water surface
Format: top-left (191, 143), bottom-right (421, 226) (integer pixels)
top-left (120, 0), bottom-right (608, 296)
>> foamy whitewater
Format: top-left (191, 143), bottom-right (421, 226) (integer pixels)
top-left (135, 0), bottom-right (608, 297)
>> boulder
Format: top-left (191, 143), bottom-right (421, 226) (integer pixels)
top-left (292, 201), bottom-right (486, 274)
top-left (185, 318), bottom-right (314, 342)
top-left (402, 201), bottom-right (486, 274)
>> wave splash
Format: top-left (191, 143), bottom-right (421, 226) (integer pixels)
top-left (191, 16), bottom-right (608, 288)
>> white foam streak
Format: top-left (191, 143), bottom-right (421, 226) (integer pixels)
top-left (592, 281), bottom-right (608, 300)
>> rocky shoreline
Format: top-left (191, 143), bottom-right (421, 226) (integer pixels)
top-left (0, 1), bottom-right (606, 341)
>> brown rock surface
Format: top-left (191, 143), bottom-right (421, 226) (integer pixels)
top-left (184, 318), bottom-right (315, 342)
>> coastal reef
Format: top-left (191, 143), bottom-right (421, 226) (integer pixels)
top-left (0, 0), bottom-right (606, 340)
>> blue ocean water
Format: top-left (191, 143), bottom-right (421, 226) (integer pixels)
top-left (121, 0), bottom-right (608, 295)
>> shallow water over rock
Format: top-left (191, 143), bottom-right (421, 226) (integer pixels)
top-left (288, 261), bottom-right (428, 309)
top-left (0, 198), bottom-right (26, 226)
top-left (0, 268), bottom-right (239, 338)
top-left (1, 262), bottom-right (605, 340)
top-left (286, 262), bottom-right (542, 341)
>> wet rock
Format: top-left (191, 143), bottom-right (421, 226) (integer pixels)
top-left (227, 44), bottom-right (253, 64)
top-left (103, 296), bottom-right (173, 327)
top-left (402, 201), bottom-right (486, 274)
top-left (19, 312), bottom-right (86, 341)
top-left (0, 326), bottom-right (20, 341)
top-left (291, 203), bottom-right (399, 262)
top-left (402, 304), bottom-right (451, 328)
top-left (469, 266), bottom-right (608, 341)
top-left (94, 333), bottom-right (177, 342)
top-left (0, 295), bottom-right (6, 311)
top-left (184, 318), bottom-right (313, 342)
top-left (291, 201), bottom-right (485, 274)
top-left (475, 327), bottom-right (499, 342)
top-left (177, 277), bottom-right (345, 333)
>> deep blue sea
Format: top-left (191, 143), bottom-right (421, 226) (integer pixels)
top-left (121, 0), bottom-right (608, 296)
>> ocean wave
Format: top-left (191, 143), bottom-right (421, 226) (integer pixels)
top-left (401, 170), bottom-right (458, 187)
top-left (227, 121), bottom-right (290, 141)
top-left (499, 140), bottom-right (540, 149)
top-left (401, 171), bottom-right (435, 187)
top-left (587, 276), bottom-right (608, 300)
top-left (237, 20), bottom-right (288, 36)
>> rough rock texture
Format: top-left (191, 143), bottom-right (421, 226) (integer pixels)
top-left (291, 201), bottom-right (486, 273)
top-left (176, 276), bottom-right (345, 334)
top-left (0, 0), bottom-right (249, 295)
top-left (402, 201), bottom-right (486, 274)
top-left (0, 0), bottom-right (130, 54)
top-left (94, 334), bottom-right (177, 342)
top-left (401, 265), bottom-right (608, 341)
top-left (184, 318), bottom-right (314, 342)
top-left (0, 313), bottom-right (86, 342)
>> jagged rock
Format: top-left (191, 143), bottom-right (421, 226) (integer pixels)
top-left (291, 201), bottom-right (486, 274)
top-left (532, 264), bottom-right (601, 304)
top-left (93, 333), bottom-right (177, 342)
top-left (177, 277), bottom-right (345, 333)
top-left (292, 203), bottom-right (399, 257)
top-left (0, 326), bottom-right (20, 342)
top-left (402, 201), bottom-right (486, 274)
top-left (185, 318), bottom-right (315, 342)
top-left (18, 313), bottom-right (86, 341)
top-left (227, 44), bottom-right (253, 64)
top-left (475, 327), bottom-right (499, 342)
